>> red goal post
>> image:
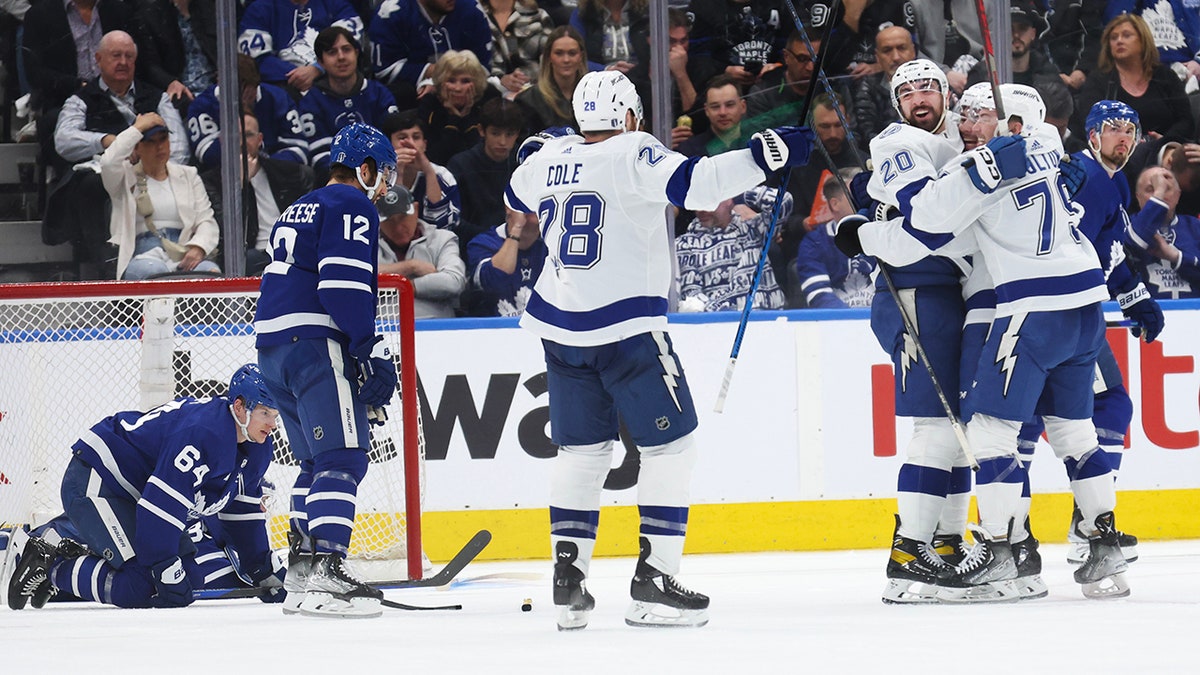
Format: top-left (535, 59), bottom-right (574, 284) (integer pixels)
top-left (0, 274), bottom-right (425, 582)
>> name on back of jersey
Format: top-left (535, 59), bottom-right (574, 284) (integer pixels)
top-left (546, 162), bottom-right (583, 187)
top-left (1024, 138), bottom-right (1061, 175)
top-left (279, 201), bottom-right (321, 224)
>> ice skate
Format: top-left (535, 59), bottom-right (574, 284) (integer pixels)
top-left (625, 537), bottom-right (709, 628)
top-left (553, 541), bottom-right (594, 631)
top-left (282, 531), bottom-right (313, 616)
top-left (930, 532), bottom-right (968, 568)
top-left (1073, 511), bottom-right (1131, 600)
top-left (1011, 537), bottom-right (1047, 601)
top-left (6, 534), bottom-right (58, 610)
top-left (882, 516), bottom-right (944, 605)
top-left (1067, 505), bottom-right (1138, 565)
top-left (935, 525), bottom-right (1020, 604)
top-left (298, 553), bottom-right (383, 618)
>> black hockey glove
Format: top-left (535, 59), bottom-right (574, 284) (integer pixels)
top-left (834, 213), bottom-right (869, 258)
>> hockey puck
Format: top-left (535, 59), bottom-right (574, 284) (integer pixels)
top-left (521, 598), bottom-right (532, 612)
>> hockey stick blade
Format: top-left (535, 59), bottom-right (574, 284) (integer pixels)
top-left (194, 530), bottom-right (492, 601)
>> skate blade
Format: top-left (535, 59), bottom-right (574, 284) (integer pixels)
top-left (624, 600), bottom-right (709, 628)
top-left (1081, 572), bottom-right (1131, 600)
top-left (881, 578), bottom-right (938, 605)
top-left (1014, 574), bottom-right (1048, 601)
top-left (936, 579), bottom-right (1021, 604)
top-left (1120, 544), bottom-right (1138, 564)
top-left (556, 604), bottom-right (591, 631)
top-left (281, 590), bottom-right (304, 615)
top-left (298, 591), bottom-right (383, 618)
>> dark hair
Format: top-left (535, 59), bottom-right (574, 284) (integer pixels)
top-left (382, 110), bottom-right (428, 138)
top-left (1033, 76), bottom-right (1073, 119)
top-left (704, 73), bottom-right (740, 96)
top-left (237, 53), bottom-right (260, 89)
top-left (480, 98), bottom-right (525, 133)
top-left (668, 8), bottom-right (689, 30)
top-left (315, 26), bottom-right (361, 61)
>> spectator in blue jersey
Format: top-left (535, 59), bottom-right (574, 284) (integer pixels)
top-left (255, 123), bottom-right (399, 618)
top-left (675, 186), bottom-right (789, 312)
top-left (446, 97), bottom-right (524, 250)
top-left (569, 0), bottom-right (648, 74)
top-left (369, 0), bottom-right (493, 110)
top-left (418, 49), bottom-right (502, 165)
top-left (480, 0), bottom-right (554, 99)
top-left (795, 172), bottom-right (876, 309)
top-left (382, 110), bottom-right (462, 232)
top-left (202, 113), bottom-right (315, 276)
top-left (101, 114), bottom-right (221, 280)
top-left (129, 0), bottom-right (219, 107)
top-left (1128, 165), bottom-right (1200, 298)
top-left (238, 0), bottom-right (364, 95)
top-left (467, 206), bottom-right (547, 316)
top-left (300, 26), bottom-right (399, 173)
top-left (514, 25), bottom-right (587, 131)
top-left (376, 186), bottom-right (468, 318)
top-left (1106, 0), bottom-right (1200, 82)
top-left (6, 365), bottom-right (284, 611)
top-left (188, 54), bottom-right (308, 168)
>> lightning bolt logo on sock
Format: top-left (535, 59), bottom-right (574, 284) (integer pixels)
top-left (652, 332), bottom-right (683, 413)
top-left (897, 289), bottom-right (918, 392)
top-left (995, 313), bottom-right (1027, 397)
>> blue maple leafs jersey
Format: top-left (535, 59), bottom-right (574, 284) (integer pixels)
top-left (299, 78), bottom-right (399, 169)
top-left (1069, 149), bottom-right (1145, 298)
top-left (238, 0), bottom-right (364, 84)
top-left (187, 83), bottom-right (308, 167)
top-left (369, 0), bottom-right (493, 85)
top-left (255, 182), bottom-right (381, 353)
top-left (70, 397), bottom-right (273, 569)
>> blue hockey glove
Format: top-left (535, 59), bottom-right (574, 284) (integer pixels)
top-left (151, 557), bottom-right (195, 608)
top-left (352, 335), bottom-right (397, 408)
top-left (834, 213), bottom-right (869, 258)
top-left (849, 170), bottom-right (873, 210)
top-left (1117, 283), bottom-right (1164, 342)
top-left (1058, 154), bottom-right (1087, 201)
top-left (962, 135), bottom-right (1028, 193)
top-left (749, 126), bottom-right (815, 173)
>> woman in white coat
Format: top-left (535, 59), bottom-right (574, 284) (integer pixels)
top-left (101, 113), bottom-right (221, 280)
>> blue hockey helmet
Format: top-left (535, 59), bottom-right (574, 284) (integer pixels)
top-left (1085, 100), bottom-right (1140, 141)
top-left (330, 123), bottom-right (398, 185)
top-left (228, 364), bottom-right (277, 412)
top-left (516, 126), bottom-right (581, 165)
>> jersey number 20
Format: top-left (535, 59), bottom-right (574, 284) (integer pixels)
top-left (539, 192), bottom-right (606, 268)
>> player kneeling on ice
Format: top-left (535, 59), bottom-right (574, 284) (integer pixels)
top-left (4, 365), bottom-right (285, 610)
top-left (505, 71), bottom-right (814, 630)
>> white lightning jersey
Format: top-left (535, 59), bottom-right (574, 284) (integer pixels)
top-left (867, 120), bottom-right (963, 209)
top-left (505, 131), bottom-right (768, 346)
top-left (902, 122), bottom-right (1108, 317)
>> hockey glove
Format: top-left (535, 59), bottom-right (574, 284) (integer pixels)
top-left (749, 126), bottom-right (815, 173)
top-left (150, 557), bottom-right (195, 608)
top-left (849, 170), bottom-right (873, 210)
top-left (834, 214), bottom-right (869, 258)
top-left (1117, 283), bottom-right (1164, 342)
top-left (352, 335), bottom-right (397, 408)
top-left (962, 135), bottom-right (1028, 193)
top-left (1058, 154), bottom-right (1088, 201)
top-left (226, 547), bottom-right (287, 604)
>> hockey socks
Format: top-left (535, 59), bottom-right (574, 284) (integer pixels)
top-left (289, 460), bottom-right (314, 539)
top-left (307, 450), bottom-right (368, 555)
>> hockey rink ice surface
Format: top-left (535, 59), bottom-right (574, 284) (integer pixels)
top-left (3, 541), bottom-right (1198, 673)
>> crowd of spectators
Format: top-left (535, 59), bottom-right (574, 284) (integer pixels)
top-left (2, 0), bottom-right (1200, 310)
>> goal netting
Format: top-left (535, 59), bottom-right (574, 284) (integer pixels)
top-left (0, 275), bottom-right (425, 582)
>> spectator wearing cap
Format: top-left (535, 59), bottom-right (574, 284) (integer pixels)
top-left (968, 1), bottom-right (1060, 88)
top-left (466, 207), bottom-right (547, 316)
top-left (446, 97), bottom-right (525, 251)
top-left (377, 186), bottom-right (468, 319)
top-left (101, 113), bottom-right (221, 280)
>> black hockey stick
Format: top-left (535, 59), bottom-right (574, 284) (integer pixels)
top-left (195, 529), bottom-right (492, 602)
top-left (714, 0), bottom-right (842, 412)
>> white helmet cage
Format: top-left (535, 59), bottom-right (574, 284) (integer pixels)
top-left (572, 71), bottom-right (644, 132)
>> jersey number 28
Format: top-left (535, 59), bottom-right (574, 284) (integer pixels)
top-left (539, 192), bottom-right (606, 268)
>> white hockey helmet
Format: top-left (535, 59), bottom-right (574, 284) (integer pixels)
top-left (572, 71), bottom-right (644, 133)
top-left (889, 58), bottom-right (949, 112)
top-left (956, 82), bottom-right (993, 116)
top-left (997, 83), bottom-right (1046, 128)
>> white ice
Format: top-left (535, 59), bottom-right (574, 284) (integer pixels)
top-left (3, 541), bottom-right (1199, 674)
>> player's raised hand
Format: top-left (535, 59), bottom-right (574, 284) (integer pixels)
top-left (352, 335), bottom-right (397, 408)
top-left (749, 126), bottom-right (815, 173)
top-left (963, 135), bottom-right (1028, 193)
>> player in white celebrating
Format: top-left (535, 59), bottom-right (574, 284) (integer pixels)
top-left (505, 70), bottom-right (813, 630)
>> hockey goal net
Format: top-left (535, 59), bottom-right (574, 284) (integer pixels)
top-left (0, 275), bottom-right (425, 582)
